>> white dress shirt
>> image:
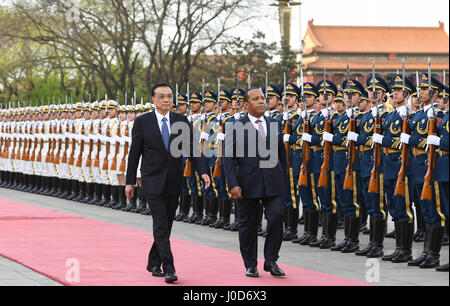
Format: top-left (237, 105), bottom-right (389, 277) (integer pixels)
top-left (154, 109), bottom-right (171, 134)
top-left (248, 113), bottom-right (267, 137)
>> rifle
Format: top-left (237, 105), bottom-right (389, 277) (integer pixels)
top-left (184, 82), bottom-right (193, 177)
top-left (119, 92), bottom-right (129, 173)
top-left (54, 98), bottom-right (62, 165)
top-left (368, 61), bottom-right (382, 193)
top-left (318, 67), bottom-right (331, 187)
top-left (421, 58), bottom-right (437, 201)
top-left (94, 96), bottom-right (102, 168)
top-left (299, 67), bottom-right (310, 186)
top-left (62, 97), bottom-right (69, 164)
top-left (343, 64), bottom-right (356, 190)
top-left (102, 116), bottom-right (111, 171)
top-left (394, 59), bottom-right (410, 197)
top-left (110, 108), bottom-right (120, 172)
top-left (76, 102), bottom-right (86, 168)
top-left (68, 107), bottom-right (76, 166)
top-left (213, 78), bottom-right (223, 178)
top-left (46, 99), bottom-right (55, 164)
top-left (282, 72), bottom-right (292, 170)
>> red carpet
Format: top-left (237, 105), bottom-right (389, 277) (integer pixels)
top-left (0, 198), bottom-right (369, 286)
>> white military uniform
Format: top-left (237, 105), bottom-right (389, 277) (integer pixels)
top-left (90, 101), bottom-right (101, 185)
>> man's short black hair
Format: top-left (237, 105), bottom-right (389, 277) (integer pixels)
top-left (151, 83), bottom-right (173, 97)
top-left (244, 87), bottom-right (263, 102)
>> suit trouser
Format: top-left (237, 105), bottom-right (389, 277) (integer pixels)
top-left (146, 189), bottom-right (179, 274)
top-left (237, 196), bottom-right (284, 269)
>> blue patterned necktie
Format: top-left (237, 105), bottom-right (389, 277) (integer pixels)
top-left (161, 117), bottom-right (170, 150)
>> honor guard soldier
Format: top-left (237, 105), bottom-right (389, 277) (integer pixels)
top-left (278, 82), bottom-right (301, 241)
top-left (328, 79), bottom-right (365, 253)
top-left (350, 75), bottom-right (389, 258)
top-left (121, 104), bottom-right (138, 212)
top-left (310, 79), bottom-right (340, 249)
top-left (96, 100), bottom-right (111, 206)
top-left (294, 82), bottom-right (319, 245)
top-left (104, 100), bottom-right (120, 208)
top-left (376, 74), bottom-right (417, 262)
top-left (403, 72), bottom-right (446, 269)
top-left (198, 89), bottom-right (219, 226)
top-left (210, 88), bottom-right (235, 229)
top-left (264, 84), bottom-right (283, 122)
top-left (330, 90), bottom-right (347, 230)
top-left (80, 102), bottom-right (95, 204)
top-left (227, 87), bottom-right (246, 232)
top-left (175, 93), bottom-right (193, 221)
top-left (429, 83), bottom-right (449, 272)
top-left (184, 92), bottom-right (205, 224)
top-left (131, 103), bottom-right (150, 213)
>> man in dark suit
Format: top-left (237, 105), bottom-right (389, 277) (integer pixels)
top-left (223, 88), bottom-right (288, 278)
top-left (125, 83), bottom-right (210, 283)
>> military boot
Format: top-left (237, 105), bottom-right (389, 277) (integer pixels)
top-left (320, 212), bottom-right (338, 249)
top-left (413, 206), bottom-right (425, 242)
top-left (283, 207), bottom-right (299, 241)
top-left (409, 223), bottom-right (434, 267)
top-left (106, 186), bottom-right (119, 208)
top-left (183, 196), bottom-right (198, 223)
top-left (190, 196), bottom-right (204, 224)
top-left (356, 218), bottom-right (375, 256)
top-left (99, 184), bottom-right (111, 207)
top-left (228, 201), bottom-right (240, 231)
top-left (210, 198), bottom-right (225, 228)
top-left (367, 218), bottom-right (385, 258)
top-left (420, 224), bottom-right (445, 269)
top-left (311, 210), bottom-right (328, 247)
top-left (382, 222), bottom-right (402, 261)
top-left (293, 209), bottom-right (310, 244)
top-left (341, 216), bottom-right (361, 253)
top-left (392, 222), bottom-right (414, 263)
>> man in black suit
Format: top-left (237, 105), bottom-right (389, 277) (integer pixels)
top-left (125, 83), bottom-right (210, 283)
top-left (223, 88), bottom-right (288, 278)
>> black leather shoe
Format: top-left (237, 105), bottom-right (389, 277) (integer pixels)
top-left (147, 266), bottom-right (164, 277)
top-left (436, 263), bottom-right (449, 272)
top-left (165, 272), bottom-right (178, 283)
top-left (246, 267), bottom-right (259, 278)
top-left (263, 261), bottom-right (285, 277)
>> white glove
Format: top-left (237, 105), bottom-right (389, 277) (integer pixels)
top-left (427, 135), bottom-right (441, 147)
top-left (302, 132), bottom-right (312, 143)
top-left (283, 134), bottom-right (291, 143)
top-left (201, 114), bottom-right (206, 121)
top-left (372, 107), bottom-right (379, 118)
top-left (264, 111), bottom-right (270, 118)
top-left (347, 131), bottom-right (359, 142)
top-left (234, 113), bottom-right (240, 120)
top-left (187, 115), bottom-right (192, 123)
top-left (200, 131), bottom-right (209, 141)
top-left (426, 108), bottom-right (435, 119)
top-left (321, 109), bottom-right (329, 118)
top-left (283, 112), bottom-right (289, 121)
top-left (372, 133), bottom-right (384, 145)
top-left (323, 132), bottom-right (334, 143)
top-left (216, 133), bottom-right (225, 141)
top-left (346, 109), bottom-right (354, 118)
top-left (400, 133), bottom-right (411, 144)
top-left (301, 111), bottom-right (307, 119)
top-left (397, 105), bottom-right (408, 120)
